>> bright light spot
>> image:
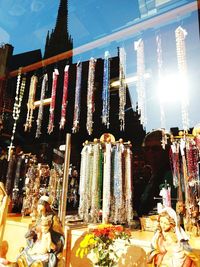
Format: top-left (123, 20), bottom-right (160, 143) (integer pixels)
top-left (111, 73), bottom-right (151, 87)
top-left (157, 74), bottom-right (188, 103)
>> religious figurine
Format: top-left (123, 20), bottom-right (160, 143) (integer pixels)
top-left (17, 196), bottom-right (64, 267)
top-left (159, 180), bottom-right (171, 208)
top-left (0, 183), bottom-right (16, 266)
top-left (0, 240), bottom-right (18, 267)
top-left (27, 217), bottom-right (56, 258)
top-left (186, 204), bottom-right (200, 237)
top-left (67, 167), bottom-right (79, 208)
top-left (147, 206), bottom-right (199, 267)
top-left (0, 182), bottom-right (9, 245)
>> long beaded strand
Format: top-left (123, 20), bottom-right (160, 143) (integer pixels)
top-left (180, 138), bottom-right (190, 223)
top-left (102, 51), bottom-right (110, 128)
top-left (86, 58), bottom-right (96, 135)
top-left (125, 145), bottom-right (133, 225)
top-left (12, 68), bottom-right (22, 122)
top-left (24, 75), bottom-right (38, 132)
top-left (72, 62), bottom-right (82, 133)
top-left (60, 65), bottom-right (69, 129)
top-left (78, 145), bottom-right (87, 220)
top-left (170, 141), bottom-right (180, 188)
top-left (87, 145), bottom-right (94, 221)
top-left (90, 142), bottom-right (101, 223)
top-left (156, 34), bottom-right (166, 129)
top-left (119, 47), bottom-right (126, 131)
top-left (186, 138), bottom-right (198, 183)
top-left (175, 26), bottom-right (189, 131)
top-left (48, 69), bottom-right (59, 134)
top-left (134, 39), bottom-right (147, 126)
top-left (102, 141), bottom-right (112, 223)
top-left (113, 143), bottom-right (124, 223)
top-left (8, 70), bottom-right (26, 161)
top-left (35, 73), bottom-right (48, 138)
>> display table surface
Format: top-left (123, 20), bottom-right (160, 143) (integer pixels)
top-left (64, 225), bottom-right (147, 267)
top-left (3, 214), bottom-right (32, 262)
top-left (3, 216), bottom-right (200, 265)
top-left (64, 224), bottom-right (200, 267)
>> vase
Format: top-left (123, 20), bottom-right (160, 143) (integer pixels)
top-left (87, 250), bottom-right (117, 267)
top-left (87, 251), bottom-right (99, 266)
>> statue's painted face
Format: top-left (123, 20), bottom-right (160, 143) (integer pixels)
top-left (160, 216), bottom-right (171, 232)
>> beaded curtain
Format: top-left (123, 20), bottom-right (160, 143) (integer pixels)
top-left (78, 140), bottom-right (133, 225)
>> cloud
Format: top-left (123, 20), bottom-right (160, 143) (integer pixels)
top-left (0, 27), bottom-right (10, 44)
top-left (31, 0), bottom-right (44, 12)
top-left (9, 4), bottom-right (26, 16)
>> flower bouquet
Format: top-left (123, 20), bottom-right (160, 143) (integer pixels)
top-left (76, 224), bottom-right (131, 267)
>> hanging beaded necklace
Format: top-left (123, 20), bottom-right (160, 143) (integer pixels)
top-left (60, 65), bottom-right (69, 130)
top-left (72, 62), bottom-right (82, 133)
top-left (134, 38), bottom-right (147, 126)
top-left (102, 51), bottom-right (110, 129)
top-left (102, 141), bottom-right (112, 223)
top-left (48, 69), bottom-right (59, 134)
top-left (175, 26), bottom-right (189, 131)
top-left (0, 79), bottom-right (7, 132)
top-left (8, 68), bottom-right (26, 161)
top-left (86, 57), bottom-right (96, 135)
top-left (156, 34), bottom-right (166, 130)
top-left (24, 75), bottom-right (38, 132)
top-left (35, 73), bottom-right (48, 138)
top-left (125, 145), bottom-right (133, 224)
top-left (119, 47), bottom-right (126, 131)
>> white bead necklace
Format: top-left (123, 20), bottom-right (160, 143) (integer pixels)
top-left (134, 38), bottom-right (147, 126)
top-left (8, 69), bottom-right (26, 161)
top-left (175, 26), bottom-right (189, 131)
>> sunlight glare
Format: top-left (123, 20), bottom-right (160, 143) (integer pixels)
top-left (157, 74), bottom-right (188, 103)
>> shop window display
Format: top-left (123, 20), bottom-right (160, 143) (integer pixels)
top-left (0, 0), bottom-right (200, 266)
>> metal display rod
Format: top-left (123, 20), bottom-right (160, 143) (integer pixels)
top-left (59, 133), bottom-right (71, 227)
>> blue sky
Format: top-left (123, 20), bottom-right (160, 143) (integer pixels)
top-left (0, 0), bottom-right (61, 54)
top-left (0, 0), bottom-right (139, 55)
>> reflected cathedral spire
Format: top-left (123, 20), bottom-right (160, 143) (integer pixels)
top-left (43, 0), bottom-right (73, 63)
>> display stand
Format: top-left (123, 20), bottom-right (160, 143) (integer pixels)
top-left (78, 135), bottom-right (133, 225)
top-left (58, 133), bottom-right (72, 265)
top-left (59, 133), bottom-right (71, 226)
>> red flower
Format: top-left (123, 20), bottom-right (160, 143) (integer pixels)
top-left (114, 225), bottom-right (123, 232)
top-left (108, 232), bottom-right (115, 239)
